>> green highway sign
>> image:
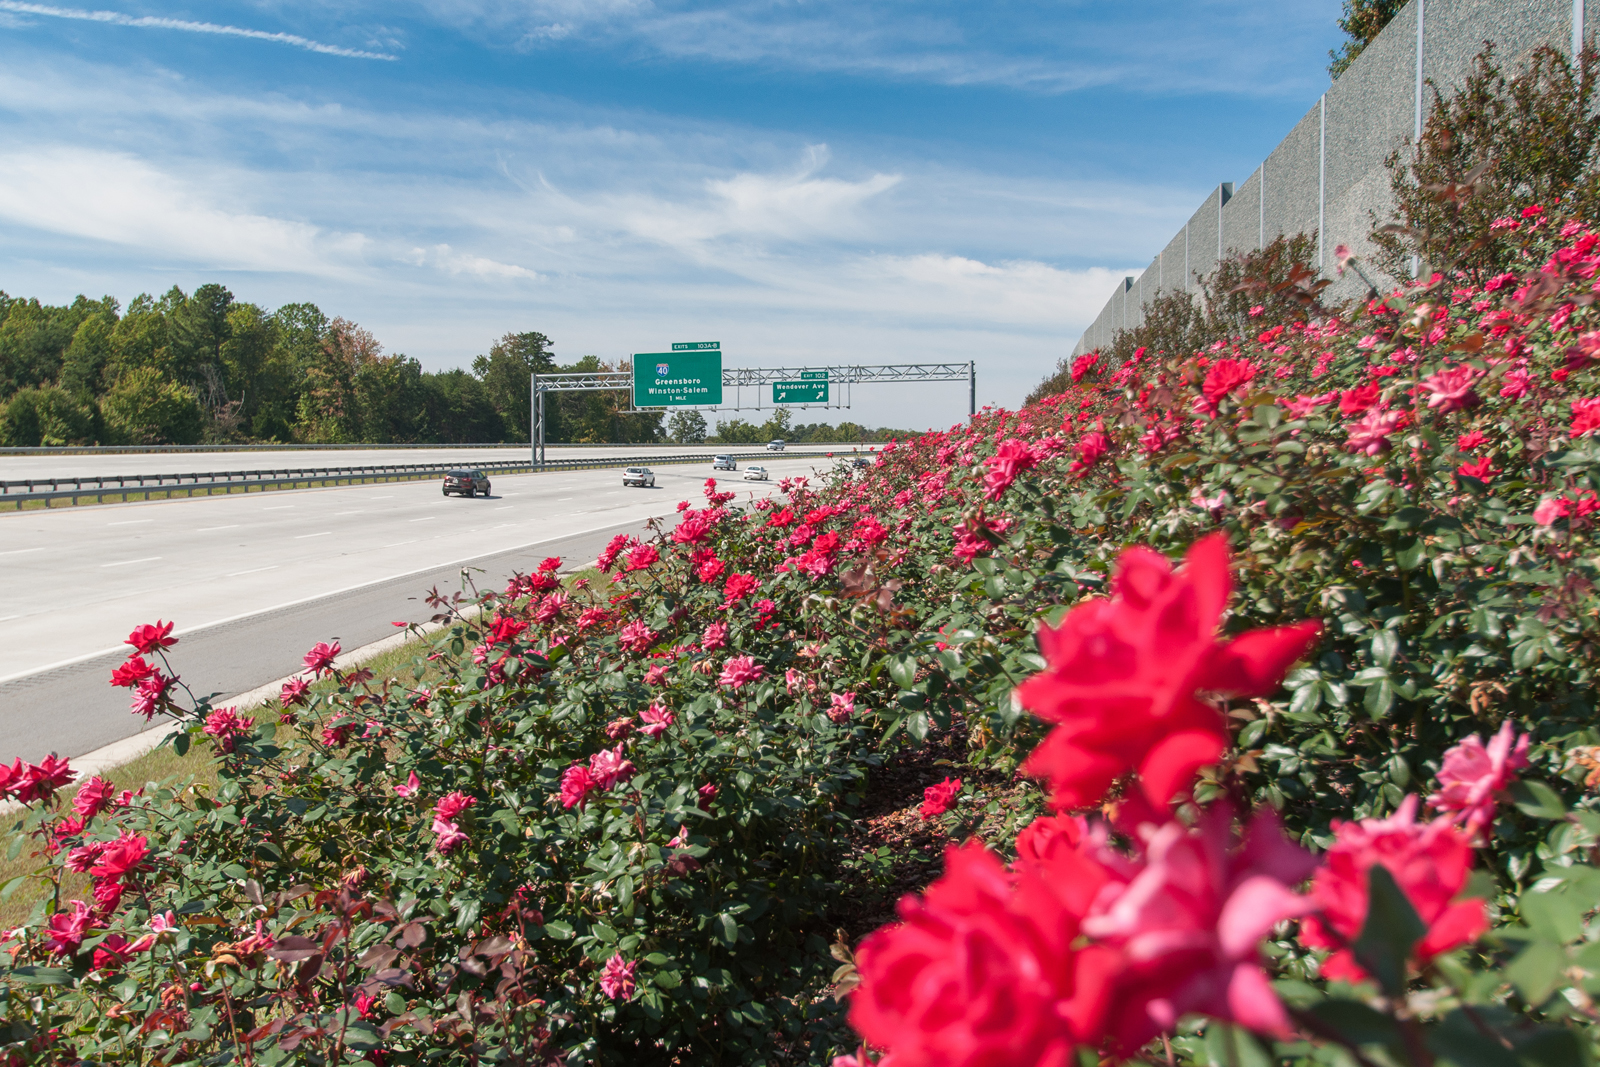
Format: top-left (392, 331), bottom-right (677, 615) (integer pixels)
top-left (773, 380), bottom-right (829, 404)
top-left (671, 341), bottom-right (720, 351)
top-left (799, 370), bottom-right (829, 380)
top-left (634, 351), bottom-right (723, 407)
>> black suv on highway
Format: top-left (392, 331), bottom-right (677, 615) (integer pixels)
top-left (443, 469), bottom-right (491, 497)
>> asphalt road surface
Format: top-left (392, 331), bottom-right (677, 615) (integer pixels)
top-left (0, 457), bottom-right (824, 761)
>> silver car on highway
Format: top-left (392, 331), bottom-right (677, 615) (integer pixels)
top-left (622, 466), bottom-right (656, 487)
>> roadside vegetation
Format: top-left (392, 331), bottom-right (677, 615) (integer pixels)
top-left (6, 183), bottom-right (1600, 1062)
top-left (0, 293), bottom-right (913, 450)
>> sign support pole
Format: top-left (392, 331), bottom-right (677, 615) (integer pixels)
top-left (968, 361), bottom-right (976, 417)
top-left (534, 374), bottom-right (547, 470)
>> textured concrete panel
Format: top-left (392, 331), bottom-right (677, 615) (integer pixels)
top-left (1224, 168), bottom-right (1264, 257)
top-left (1068, 0), bottom-right (1583, 360)
top-left (1323, 0), bottom-right (1419, 301)
top-left (1425, 0), bottom-right (1570, 97)
top-left (1183, 184), bottom-right (1232, 292)
top-left (1159, 227), bottom-right (1189, 295)
top-left (1262, 104), bottom-right (1323, 261)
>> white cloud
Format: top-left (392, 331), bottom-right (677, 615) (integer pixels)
top-left (0, 1), bottom-right (398, 60)
top-left (0, 146), bottom-right (368, 274)
top-left (407, 243), bottom-right (542, 280)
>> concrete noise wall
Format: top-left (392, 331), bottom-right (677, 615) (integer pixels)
top-left (1071, 0), bottom-right (1593, 358)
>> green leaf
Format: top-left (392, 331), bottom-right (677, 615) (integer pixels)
top-left (1370, 630), bottom-right (1399, 669)
top-left (1307, 998), bottom-right (1401, 1047)
top-left (173, 732), bottom-right (190, 757)
top-left (717, 913), bottom-right (739, 945)
top-left (1509, 780), bottom-right (1568, 821)
top-left (1362, 676), bottom-right (1395, 718)
top-left (887, 654), bottom-right (918, 689)
top-left (1520, 886), bottom-right (1586, 944)
top-left (1506, 939), bottom-right (1567, 1006)
top-left (1202, 1022), bottom-right (1271, 1067)
top-left (1427, 1010), bottom-right (1522, 1067)
top-left (1393, 534), bottom-right (1425, 571)
top-left (1352, 865), bottom-right (1426, 998)
top-left (541, 921), bottom-right (574, 940)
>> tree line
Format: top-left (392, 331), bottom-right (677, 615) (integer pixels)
top-left (0, 284), bottom-right (908, 447)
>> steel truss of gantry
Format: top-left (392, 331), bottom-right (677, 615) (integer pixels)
top-left (528, 362), bottom-right (975, 466)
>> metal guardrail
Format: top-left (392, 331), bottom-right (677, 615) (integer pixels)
top-left (0, 441), bottom-right (867, 456)
top-left (1, 451), bottom-right (847, 510)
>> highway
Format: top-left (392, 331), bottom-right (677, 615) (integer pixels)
top-left (0, 456), bottom-right (825, 761)
top-left (0, 444), bottom-right (867, 481)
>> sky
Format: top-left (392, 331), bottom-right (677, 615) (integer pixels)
top-left (0, 0), bottom-right (1347, 431)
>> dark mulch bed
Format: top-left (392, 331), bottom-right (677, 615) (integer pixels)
top-left (825, 721), bottom-right (1047, 948)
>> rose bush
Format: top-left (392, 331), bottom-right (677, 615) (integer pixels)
top-left (6, 208), bottom-right (1600, 1063)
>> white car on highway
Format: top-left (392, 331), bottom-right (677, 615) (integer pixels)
top-left (742, 465), bottom-right (769, 481)
top-left (622, 466), bottom-right (656, 487)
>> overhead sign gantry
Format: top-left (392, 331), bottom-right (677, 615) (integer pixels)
top-left (530, 343), bottom-right (973, 466)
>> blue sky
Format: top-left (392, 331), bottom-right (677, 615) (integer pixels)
top-left (0, 0), bottom-right (1345, 429)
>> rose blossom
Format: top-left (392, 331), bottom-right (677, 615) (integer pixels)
top-left (1015, 535), bottom-right (1320, 809)
top-left (1426, 720), bottom-right (1529, 834)
top-left (1300, 796), bottom-right (1487, 982)
top-left (639, 703), bottom-right (675, 738)
top-left (559, 764), bottom-right (599, 809)
top-left (124, 621), bottom-right (177, 655)
top-left (919, 778), bottom-right (961, 820)
top-left (828, 692), bottom-right (856, 724)
top-left (1344, 406), bottom-right (1404, 456)
top-left (302, 641), bottom-right (341, 675)
top-left (589, 744), bottom-right (636, 789)
top-left (1419, 365), bottom-right (1482, 412)
top-left (600, 953), bottom-right (637, 1000)
top-left (618, 620), bottom-right (656, 654)
top-left (718, 655), bottom-right (763, 690)
top-left (1079, 809), bottom-right (1316, 1049)
top-left (701, 621), bottom-right (729, 651)
top-left (849, 842), bottom-right (1113, 1067)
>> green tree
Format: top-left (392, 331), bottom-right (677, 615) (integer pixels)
top-left (473, 330), bottom-right (554, 441)
top-left (0, 296), bottom-right (102, 394)
top-left (0, 386), bottom-right (95, 446)
top-left (667, 408), bottom-right (708, 444)
top-left (60, 306), bottom-right (118, 397)
top-left (298, 317), bottom-right (380, 443)
top-left (759, 407), bottom-right (794, 441)
top-left (1328, 0), bottom-right (1405, 78)
top-left (711, 417), bottom-right (763, 444)
top-left (422, 369), bottom-right (506, 442)
top-left (101, 366), bottom-right (202, 445)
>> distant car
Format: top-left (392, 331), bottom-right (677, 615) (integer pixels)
top-left (443, 469), bottom-right (491, 497)
top-left (742, 466), bottom-right (769, 481)
top-left (713, 455), bottom-right (737, 471)
top-left (623, 466), bottom-right (656, 487)
top-left (766, 439), bottom-right (786, 451)
top-left (851, 457), bottom-right (870, 469)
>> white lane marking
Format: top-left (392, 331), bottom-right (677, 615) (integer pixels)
top-left (556, 498), bottom-right (572, 501)
top-left (495, 506), bottom-right (514, 510)
top-left (228, 565), bottom-right (279, 577)
top-left (263, 505), bottom-right (294, 511)
top-left (409, 516), bottom-right (435, 522)
top-left (367, 496), bottom-right (393, 500)
top-left (335, 510), bottom-right (364, 516)
top-left (108, 519), bottom-right (153, 526)
top-left (101, 556), bottom-right (161, 567)
top-left (0, 547), bottom-right (44, 556)
top-left (197, 525), bottom-right (240, 532)
top-left (382, 539), bottom-right (417, 548)
top-left (295, 531), bottom-right (332, 539)
top-left (0, 614), bottom-right (19, 623)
